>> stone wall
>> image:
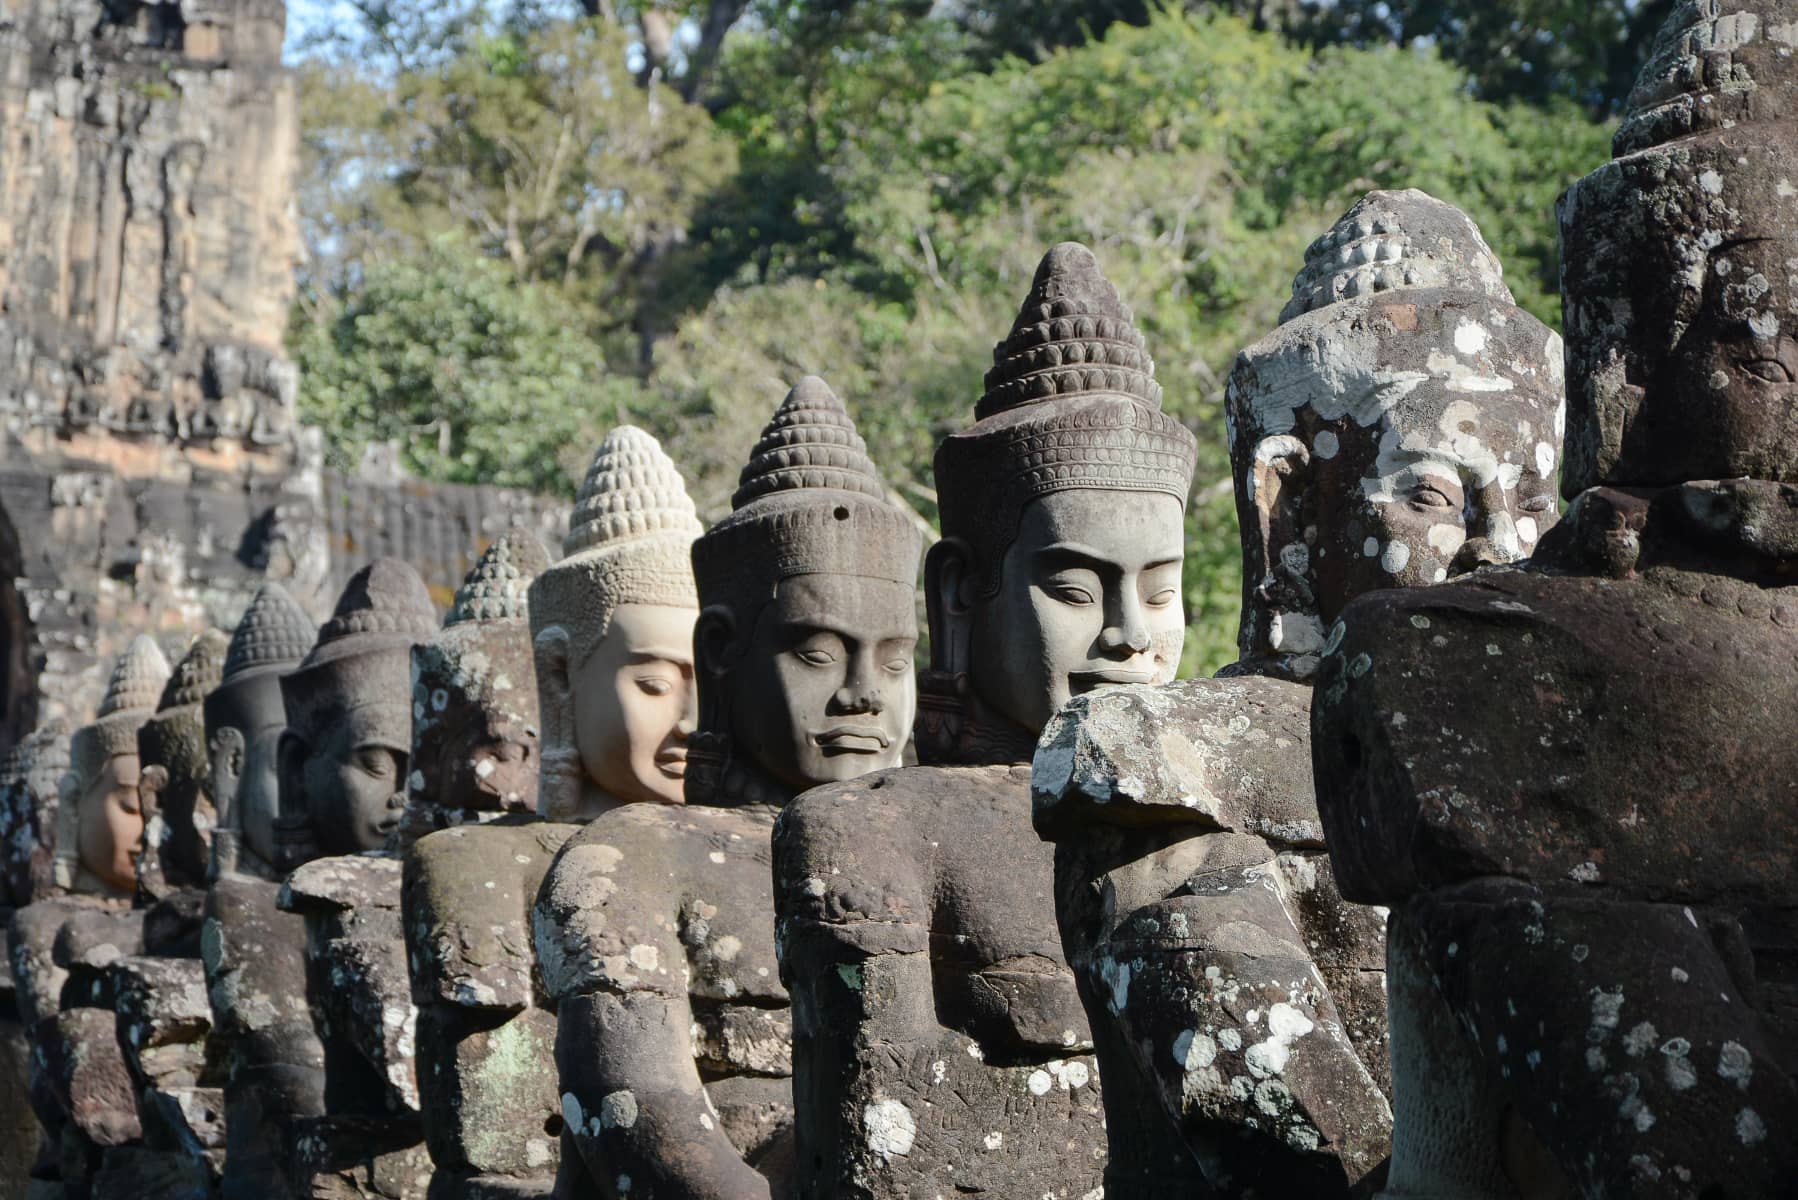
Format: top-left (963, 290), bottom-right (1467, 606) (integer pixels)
top-left (0, 0), bottom-right (568, 751)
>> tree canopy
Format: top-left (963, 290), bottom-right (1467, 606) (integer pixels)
top-left (289, 0), bottom-right (1634, 674)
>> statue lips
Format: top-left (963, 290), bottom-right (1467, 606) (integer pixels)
top-left (655, 746), bottom-right (688, 779)
top-left (815, 726), bottom-right (892, 755)
top-left (1068, 668), bottom-right (1156, 695)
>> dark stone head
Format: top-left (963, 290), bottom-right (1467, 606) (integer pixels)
top-left (1560, 1), bottom-right (1798, 492)
top-left (136, 628), bottom-right (228, 889)
top-left (404, 527), bottom-right (550, 846)
top-left (277, 559), bottom-right (436, 861)
top-left (925, 244), bottom-right (1197, 749)
top-left (690, 377), bottom-right (922, 797)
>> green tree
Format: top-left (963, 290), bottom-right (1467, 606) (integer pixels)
top-left (293, 238), bottom-right (644, 494)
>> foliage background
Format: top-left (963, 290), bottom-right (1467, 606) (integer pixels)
top-left (288, 0), bottom-right (1651, 675)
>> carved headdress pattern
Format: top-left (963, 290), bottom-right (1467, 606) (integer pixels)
top-left (529, 426), bottom-right (703, 670)
top-left (281, 558), bottom-right (438, 733)
top-left (445, 526), bottom-right (548, 628)
top-left (220, 582), bottom-right (317, 685)
top-left (1280, 188), bottom-right (1512, 323)
top-left (935, 243), bottom-right (1198, 598)
top-left (691, 376), bottom-right (923, 621)
top-left (1559, 0), bottom-right (1798, 491)
top-left (72, 635), bottom-right (171, 773)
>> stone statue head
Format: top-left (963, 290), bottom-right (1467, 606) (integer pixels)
top-left (923, 243), bottom-right (1198, 756)
top-left (1560, 1), bottom-right (1798, 493)
top-left (58, 635), bottom-right (171, 895)
top-left (204, 582), bottom-right (317, 878)
top-left (276, 559), bottom-right (436, 863)
top-left (403, 527), bottom-right (550, 846)
top-left (0, 718), bottom-right (71, 905)
top-left (529, 427), bottom-right (705, 820)
top-left (1225, 190), bottom-right (1566, 680)
top-left (136, 628), bottom-right (228, 892)
top-left (689, 377), bottom-right (923, 801)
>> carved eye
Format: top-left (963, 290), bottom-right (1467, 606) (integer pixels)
top-left (884, 657), bottom-right (910, 675)
top-left (1742, 358), bottom-right (1795, 384)
top-left (635, 676), bottom-right (674, 697)
top-left (1145, 588), bottom-right (1178, 608)
top-left (355, 749), bottom-right (394, 780)
top-left (1520, 494), bottom-right (1556, 514)
top-left (1408, 485), bottom-right (1456, 510)
top-left (796, 648), bottom-right (837, 667)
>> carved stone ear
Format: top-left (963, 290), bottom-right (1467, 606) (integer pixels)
top-left (532, 625), bottom-right (575, 751)
top-left (924, 537), bottom-right (976, 676)
top-left (1248, 436), bottom-right (1312, 590)
top-left (275, 728), bottom-right (309, 825)
top-left (693, 605), bottom-right (740, 680)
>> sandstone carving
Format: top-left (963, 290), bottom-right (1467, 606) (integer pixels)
top-left (9, 636), bottom-right (166, 1196)
top-left (1029, 191), bottom-right (1567, 1196)
top-left (536, 380), bottom-right (920, 1198)
top-left (528, 426), bottom-right (704, 822)
top-left (401, 527), bottom-right (573, 1198)
top-left (267, 558), bottom-right (437, 1198)
top-left (773, 245), bottom-right (1193, 1199)
top-left (1312, 5), bottom-right (1798, 1193)
top-left (135, 628), bottom-right (229, 901)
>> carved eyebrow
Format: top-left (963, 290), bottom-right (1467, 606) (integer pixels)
top-left (775, 617), bottom-right (859, 641)
top-left (1035, 543), bottom-right (1181, 573)
top-left (624, 647), bottom-right (691, 665)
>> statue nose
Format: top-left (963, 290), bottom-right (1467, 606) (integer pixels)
top-left (834, 686), bottom-right (884, 715)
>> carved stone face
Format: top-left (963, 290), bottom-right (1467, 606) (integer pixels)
top-left (721, 575), bottom-right (917, 789)
top-left (287, 711), bottom-right (410, 854)
top-left (207, 673), bottom-right (288, 868)
top-left (76, 753), bottom-right (143, 892)
top-left (1306, 376), bottom-right (1563, 612)
top-left (1667, 234), bottom-right (1798, 470)
top-left (1230, 292), bottom-right (1566, 673)
top-left (966, 490), bottom-right (1185, 736)
top-left (572, 602), bottom-right (698, 807)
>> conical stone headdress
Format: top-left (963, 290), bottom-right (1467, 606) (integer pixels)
top-left (281, 558), bottom-right (438, 735)
top-left (936, 243), bottom-right (1198, 598)
top-left (1280, 188), bottom-right (1512, 323)
top-left (1559, 0), bottom-right (1798, 492)
top-left (412, 528), bottom-right (550, 820)
top-left (692, 376), bottom-right (924, 620)
top-left (529, 427), bottom-right (703, 670)
top-left (221, 582), bottom-right (317, 686)
top-left (71, 635), bottom-right (171, 778)
top-left (139, 629), bottom-right (229, 789)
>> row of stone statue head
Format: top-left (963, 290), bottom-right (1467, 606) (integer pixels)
top-left (11, 12), bottom-right (1798, 1187)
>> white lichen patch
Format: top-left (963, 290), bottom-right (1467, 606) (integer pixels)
top-left (863, 1098), bottom-right (916, 1159)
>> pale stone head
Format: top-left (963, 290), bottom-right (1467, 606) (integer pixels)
top-left (1560, 1), bottom-right (1798, 492)
top-left (136, 628), bottom-right (228, 890)
top-left (404, 527), bottom-right (549, 845)
top-left (278, 559), bottom-right (436, 861)
top-left (59, 635), bottom-right (170, 894)
top-left (204, 582), bottom-right (316, 877)
top-left (1226, 191), bottom-right (1565, 680)
top-left (529, 427), bottom-right (703, 818)
top-left (690, 377), bottom-right (922, 796)
top-left (926, 243), bottom-right (1197, 751)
